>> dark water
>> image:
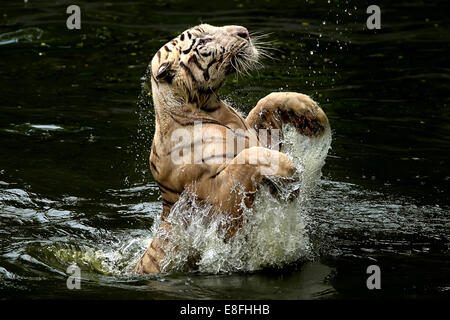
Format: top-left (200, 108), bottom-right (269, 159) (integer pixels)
top-left (0, 0), bottom-right (449, 299)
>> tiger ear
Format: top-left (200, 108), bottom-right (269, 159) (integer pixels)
top-left (156, 62), bottom-right (173, 81)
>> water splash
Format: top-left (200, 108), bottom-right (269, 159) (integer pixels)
top-left (147, 125), bottom-right (332, 274)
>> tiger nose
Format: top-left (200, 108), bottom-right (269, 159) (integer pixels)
top-left (236, 27), bottom-right (249, 40)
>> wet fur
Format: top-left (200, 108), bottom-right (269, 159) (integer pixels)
top-left (135, 24), bottom-right (330, 274)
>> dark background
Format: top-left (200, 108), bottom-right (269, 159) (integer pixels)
top-left (0, 0), bottom-right (449, 299)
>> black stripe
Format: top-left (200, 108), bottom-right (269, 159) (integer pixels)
top-left (187, 31), bottom-right (192, 39)
top-left (146, 251), bottom-right (161, 272)
top-left (157, 50), bottom-right (161, 62)
top-left (151, 143), bottom-right (160, 158)
top-left (210, 166), bottom-right (227, 179)
top-left (164, 45), bottom-right (172, 52)
top-left (168, 112), bottom-right (234, 131)
top-left (150, 241), bottom-right (166, 255)
top-left (200, 104), bottom-right (221, 112)
top-left (188, 54), bottom-right (205, 71)
top-left (168, 112), bottom-right (249, 144)
top-left (156, 180), bottom-right (181, 194)
top-left (180, 61), bottom-right (197, 83)
top-left (162, 198), bottom-right (175, 206)
top-left (168, 112), bottom-right (190, 126)
top-left (182, 39), bottom-right (195, 55)
top-left (203, 59), bottom-right (217, 81)
top-left (200, 51), bottom-right (212, 57)
top-left (195, 26), bottom-right (205, 33)
top-left (150, 161), bottom-right (159, 174)
top-left (180, 33), bottom-right (185, 41)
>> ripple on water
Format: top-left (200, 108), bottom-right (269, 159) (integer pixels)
top-left (0, 27), bottom-right (43, 46)
top-left (2, 123), bottom-right (93, 137)
top-left (0, 129), bottom-right (448, 292)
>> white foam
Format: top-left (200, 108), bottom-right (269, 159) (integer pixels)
top-left (149, 124), bottom-right (332, 274)
top-left (29, 125), bottom-right (332, 277)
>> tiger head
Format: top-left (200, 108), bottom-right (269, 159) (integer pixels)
top-left (149, 24), bottom-right (261, 109)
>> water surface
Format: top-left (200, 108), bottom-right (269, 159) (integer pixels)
top-left (0, 0), bottom-right (449, 299)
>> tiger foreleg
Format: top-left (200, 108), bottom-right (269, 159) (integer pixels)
top-left (246, 92), bottom-right (330, 144)
top-left (135, 147), bottom-right (295, 274)
top-left (194, 146), bottom-right (295, 236)
top-left (134, 222), bottom-right (171, 274)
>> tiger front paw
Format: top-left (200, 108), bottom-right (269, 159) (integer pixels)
top-left (255, 147), bottom-right (295, 177)
top-left (257, 92), bottom-right (329, 137)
